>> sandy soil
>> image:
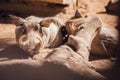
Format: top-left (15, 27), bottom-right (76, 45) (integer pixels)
top-left (0, 24), bottom-right (29, 61)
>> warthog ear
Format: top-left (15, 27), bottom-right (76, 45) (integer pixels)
top-left (9, 15), bottom-right (25, 26)
top-left (40, 18), bottom-right (64, 28)
top-left (40, 18), bottom-right (53, 27)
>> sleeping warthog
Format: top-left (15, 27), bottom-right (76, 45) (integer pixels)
top-left (65, 15), bottom-right (119, 60)
top-left (10, 15), bottom-right (66, 56)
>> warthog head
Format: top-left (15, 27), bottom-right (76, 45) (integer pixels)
top-left (10, 15), bottom-right (64, 56)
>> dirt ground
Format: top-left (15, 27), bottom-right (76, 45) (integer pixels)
top-left (0, 13), bottom-right (120, 80)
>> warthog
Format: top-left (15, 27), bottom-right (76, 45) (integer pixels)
top-left (65, 15), bottom-right (119, 60)
top-left (10, 15), bottom-right (67, 56)
top-left (10, 15), bottom-right (119, 60)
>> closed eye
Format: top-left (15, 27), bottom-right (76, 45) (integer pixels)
top-left (34, 25), bottom-right (39, 31)
top-left (19, 24), bottom-right (26, 34)
top-left (78, 26), bottom-right (84, 31)
top-left (39, 27), bottom-right (43, 36)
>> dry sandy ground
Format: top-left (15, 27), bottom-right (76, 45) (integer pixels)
top-left (0, 24), bottom-right (29, 60)
top-left (0, 13), bottom-right (120, 80)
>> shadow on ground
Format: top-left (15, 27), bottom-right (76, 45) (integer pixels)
top-left (0, 38), bottom-right (28, 60)
top-left (0, 45), bottom-right (28, 60)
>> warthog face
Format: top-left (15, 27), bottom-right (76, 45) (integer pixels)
top-left (10, 15), bottom-right (64, 55)
top-left (65, 18), bottom-right (85, 35)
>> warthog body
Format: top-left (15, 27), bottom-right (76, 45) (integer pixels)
top-left (91, 24), bottom-right (119, 57)
top-left (65, 16), bottom-right (119, 59)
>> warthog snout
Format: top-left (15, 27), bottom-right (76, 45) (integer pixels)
top-left (19, 33), bottom-right (44, 55)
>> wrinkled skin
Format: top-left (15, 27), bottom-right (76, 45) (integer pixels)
top-left (65, 16), bottom-right (119, 59)
top-left (66, 16), bottom-right (102, 60)
top-left (91, 24), bottom-right (119, 57)
top-left (10, 15), bottom-right (64, 56)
